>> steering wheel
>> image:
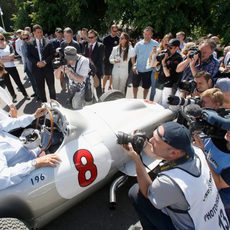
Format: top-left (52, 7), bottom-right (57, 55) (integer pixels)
top-left (36, 108), bottom-right (54, 151)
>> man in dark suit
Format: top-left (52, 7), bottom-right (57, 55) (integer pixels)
top-left (83, 29), bottom-right (104, 98)
top-left (27, 24), bottom-right (56, 102)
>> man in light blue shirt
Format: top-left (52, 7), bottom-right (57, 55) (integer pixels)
top-left (133, 26), bottom-right (159, 99)
top-left (0, 108), bottom-right (61, 191)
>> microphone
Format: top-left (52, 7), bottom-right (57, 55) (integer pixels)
top-left (184, 104), bottom-right (202, 118)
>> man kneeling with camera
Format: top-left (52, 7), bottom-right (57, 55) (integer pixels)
top-left (123, 122), bottom-right (229, 230)
top-left (55, 46), bottom-right (90, 109)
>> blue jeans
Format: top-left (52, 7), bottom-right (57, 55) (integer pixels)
top-left (129, 184), bottom-right (176, 230)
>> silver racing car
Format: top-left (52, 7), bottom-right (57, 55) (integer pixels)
top-left (0, 92), bottom-right (175, 229)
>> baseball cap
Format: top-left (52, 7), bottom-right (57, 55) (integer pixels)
top-left (159, 121), bottom-right (195, 157)
top-left (215, 78), bottom-right (230, 93)
top-left (168, 38), bottom-right (180, 48)
top-left (64, 46), bottom-right (78, 60)
top-left (55, 27), bottom-right (63, 33)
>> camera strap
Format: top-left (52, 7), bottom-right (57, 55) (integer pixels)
top-left (150, 154), bottom-right (191, 178)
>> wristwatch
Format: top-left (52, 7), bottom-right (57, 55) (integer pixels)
top-left (31, 159), bottom-right (37, 168)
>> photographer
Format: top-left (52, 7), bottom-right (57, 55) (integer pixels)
top-left (123, 122), bottom-right (228, 229)
top-left (154, 38), bottom-right (182, 108)
top-left (193, 111), bottom-right (230, 221)
top-left (177, 39), bottom-right (220, 84)
top-left (178, 71), bottom-right (213, 98)
top-left (55, 46), bottom-right (90, 109)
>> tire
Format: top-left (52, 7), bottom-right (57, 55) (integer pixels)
top-left (99, 90), bottom-right (125, 102)
top-left (0, 218), bottom-right (30, 230)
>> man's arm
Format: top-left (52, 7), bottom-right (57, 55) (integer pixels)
top-left (0, 153), bottom-right (37, 191)
top-left (162, 54), bottom-right (170, 77)
top-left (0, 152), bottom-right (61, 191)
top-left (176, 58), bottom-right (189, 73)
top-left (0, 108), bottom-right (47, 132)
top-left (124, 143), bottom-right (152, 197)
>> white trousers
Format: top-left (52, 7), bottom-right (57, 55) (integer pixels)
top-left (112, 66), bottom-right (128, 94)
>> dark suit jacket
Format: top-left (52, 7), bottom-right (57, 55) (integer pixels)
top-left (84, 42), bottom-right (105, 77)
top-left (27, 38), bottom-right (54, 73)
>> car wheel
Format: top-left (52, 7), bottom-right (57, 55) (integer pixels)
top-left (99, 90), bottom-right (125, 102)
top-left (0, 218), bottom-right (30, 230)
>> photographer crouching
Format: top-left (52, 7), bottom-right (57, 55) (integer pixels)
top-left (122, 121), bottom-right (228, 229)
top-left (154, 39), bottom-right (183, 108)
top-left (55, 46), bottom-right (91, 109)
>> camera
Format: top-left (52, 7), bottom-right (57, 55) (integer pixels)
top-left (180, 105), bottom-right (230, 139)
top-left (188, 47), bottom-right (201, 59)
top-left (52, 57), bottom-right (67, 69)
top-left (117, 131), bottom-right (147, 154)
top-left (167, 95), bottom-right (201, 106)
top-left (178, 80), bottom-right (197, 93)
top-left (156, 49), bottom-right (170, 62)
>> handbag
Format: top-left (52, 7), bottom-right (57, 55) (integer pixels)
top-left (84, 76), bottom-right (93, 102)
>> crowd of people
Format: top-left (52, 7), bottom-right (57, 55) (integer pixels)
top-left (0, 25), bottom-right (229, 109)
top-left (0, 23), bottom-right (230, 229)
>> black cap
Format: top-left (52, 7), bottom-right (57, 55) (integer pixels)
top-left (168, 38), bottom-right (180, 47)
top-left (161, 122), bottom-right (195, 157)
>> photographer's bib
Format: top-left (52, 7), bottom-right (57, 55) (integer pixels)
top-left (161, 149), bottom-right (229, 230)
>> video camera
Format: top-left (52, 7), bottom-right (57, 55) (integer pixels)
top-left (178, 80), bottom-right (197, 94)
top-left (181, 104), bottom-right (230, 139)
top-left (156, 49), bottom-right (171, 62)
top-left (167, 95), bottom-right (201, 106)
top-left (117, 131), bottom-right (147, 154)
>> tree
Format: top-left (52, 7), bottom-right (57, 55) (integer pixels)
top-left (11, 0), bottom-right (33, 30)
top-left (0, 0), bottom-right (17, 31)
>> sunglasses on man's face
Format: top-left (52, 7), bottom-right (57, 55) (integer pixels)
top-left (0, 38), bottom-right (5, 41)
top-left (22, 37), bottom-right (29, 40)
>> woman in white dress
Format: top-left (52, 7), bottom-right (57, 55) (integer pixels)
top-left (109, 32), bottom-right (135, 94)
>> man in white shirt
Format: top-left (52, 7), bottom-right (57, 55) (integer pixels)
top-left (55, 46), bottom-right (90, 109)
top-left (0, 107), bottom-right (61, 191)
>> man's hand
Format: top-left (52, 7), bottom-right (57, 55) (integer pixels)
top-left (123, 143), bottom-right (141, 162)
top-left (35, 154), bottom-right (61, 168)
top-left (37, 61), bottom-right (46, 68)
top-left (132, 66), bottom-right (138, 75)
top-left (9, 104), bottom-right (17, 118)
top-left (189, 53), bottom-right (199, 66)
top-left (34, 108), bottom-right (47, 119)
top-left (193, 133), bottom-right (204, 151)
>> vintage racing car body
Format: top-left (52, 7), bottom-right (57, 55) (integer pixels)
top-left (0, 98), bottom-right (175, 228)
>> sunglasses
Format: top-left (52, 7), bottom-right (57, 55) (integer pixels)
top-left (0, 38), bottom-right (4, 41)
top-left (88, 36), bottom-right (95, 39)
top-left (22, 37), bottom-right (29, 40)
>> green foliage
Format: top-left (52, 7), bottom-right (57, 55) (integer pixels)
top-left (0, 0), bottom-right (17, 31)
top-left (3, 0), bottom-right (230, 44)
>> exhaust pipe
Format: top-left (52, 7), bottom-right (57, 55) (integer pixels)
top-left (109, 175), bottom-right (128, 209)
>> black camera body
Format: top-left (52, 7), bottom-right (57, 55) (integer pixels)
top-left (52, 48), bottom-right (68, 69)
top-left (178, 80), bottom-right (197, 93)
top-left (188, 47), bottom-right (201, 59)
top-left (117, 131), bottom-right (147, 154)
top-left (156, 49), bottom-right (170, 62)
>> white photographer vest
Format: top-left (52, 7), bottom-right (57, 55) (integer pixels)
top-left (162, 148), bottom-right (229, 230)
